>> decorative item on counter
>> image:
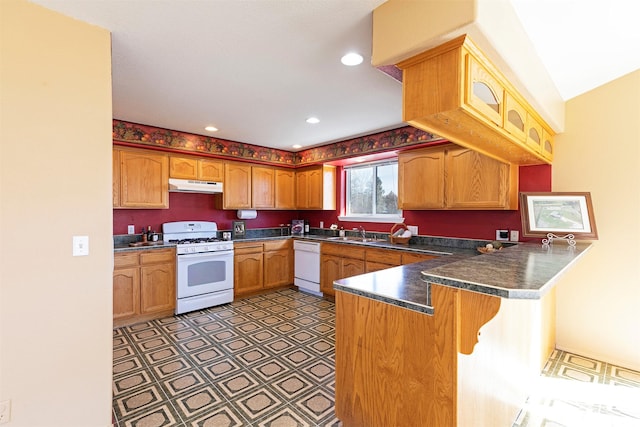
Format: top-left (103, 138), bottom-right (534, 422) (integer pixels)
top-left (141, 228), bottom-right (148, 242)
top-left (304, 220), bottom-right (310, 234)
top-left (329, 224), bottom-right (338, 230)
top-left (389, 223), bottom-right (411, 245)
top-left (339, 227), bottom-right (345, 237)
top-left (232, 220), bottom-right (246, 239)
top-left (291, 220), bottom-right (304, 236)
top-left (477, 241), bottom-right (503, 254)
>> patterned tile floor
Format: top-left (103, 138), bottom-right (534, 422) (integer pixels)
top-left (113, 288), bottom-right (640, 427)
top-left (513, 350), bottom-right (640, 427)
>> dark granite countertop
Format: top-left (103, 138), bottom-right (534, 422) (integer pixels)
top-left (334, 242), bottom-right (592, 314)
top-left (114, 242), bottom-right (175, 252)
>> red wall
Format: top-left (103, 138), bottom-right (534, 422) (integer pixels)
top-left (302, 164), bottom-right (551, 241)
top-left (114, 164), bottom-right (551, 241)
top-left (113, 192), bottom-right (297, 234)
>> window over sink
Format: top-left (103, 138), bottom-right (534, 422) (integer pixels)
top-left (339, 160), bottom-right (404, 224)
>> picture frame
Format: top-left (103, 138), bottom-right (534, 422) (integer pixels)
top-left (232, 220), bottom-right (246, 239)
top-left (291, 220), bottom-right (304, 236)
top-left (520, 192), bottom-right (598, 239)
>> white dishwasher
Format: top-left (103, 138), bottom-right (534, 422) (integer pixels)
top-left (293, 240), bottom-right (322, 296)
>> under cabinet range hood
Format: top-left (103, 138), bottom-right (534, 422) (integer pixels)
top-left (168, 178), bottom-right (223, 194)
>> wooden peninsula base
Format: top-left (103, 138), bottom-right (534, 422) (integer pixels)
top-left (335, 285), bottom-right (555, 427)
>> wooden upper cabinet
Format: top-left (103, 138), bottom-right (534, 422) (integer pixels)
top-left (541, 128), bottom-right (554, 161)
top-left (397, 34), bottom-right (555, 165)
top-left (169, 156), bottom-right (198, 179)
top-left (117, 148), bottom-right (169, 209)
top-left (445, 145), bottom-right (517, 209)
top-left (199, 159), bottom-right (224, 181)
top-left (219, 163), bottom-right (292, 210)
top-left (398, 144), bottom-right (517, 210)
top-left (113, 149), bottom-right (121, 207)
top-left (398, 148), bottom-right (445, 209)
top-left (252, 166), bottom-right (275, 209)
top-left (222, 162), bottom-right (252, 209)
top-left (466, 55), bottom-right (503, 127)
top-left (504, 92), bottom-right (528, 142)
top-left (170, 156), bottom-right (223, 181)
top-left (275, 168), bottom-right (296, 209)
top-left (296, 165), bottom-right (336, 210)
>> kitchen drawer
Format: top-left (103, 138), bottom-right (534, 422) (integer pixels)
top-left (366, 248), bottom-right (402, 265)
top-left (234, 242), bottom-right (264, 254)
top-left (140, 248), bottom-right (175, 265)
top-left (114, 252), bottom-right (139, 268)
top-left (322, 243), bottom-right (365, 259)
top-left (402, 252), bottom-right (437, 264)
top-left (264, 239), bottom-right (291, 251)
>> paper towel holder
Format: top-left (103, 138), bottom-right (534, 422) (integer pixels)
top-left (237, 209), bottom-right (257, 220)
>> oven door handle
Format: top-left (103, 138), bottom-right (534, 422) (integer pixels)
top-left (178, 250), bottom-right (234, 260)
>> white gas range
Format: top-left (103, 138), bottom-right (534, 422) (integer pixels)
top-left (162, 221), bottom-right (234, 314)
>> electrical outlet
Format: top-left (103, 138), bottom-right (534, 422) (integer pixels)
top-left (127, 225), bottom-right (135, 234)
top-left (496, 229), bottom-right (509, 241)
top-left (407, 225), bottom-right (418, 236)
top-left (510, 230), bottom-right (519, 242)
top-left (0, 399), bottom-right (11, 424)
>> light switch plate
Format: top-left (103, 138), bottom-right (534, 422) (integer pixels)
top-left (127, 225), bottom-right (135, 234)
top-left (73, 236), bottom-right (89, 256)
top-left (510, 230), bottom-right (519, 242)
top-left (407, 225), bottom-right (418, 236)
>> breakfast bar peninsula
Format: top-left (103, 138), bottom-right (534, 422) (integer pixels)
top-left (333, 242), bottom-right (591, 427)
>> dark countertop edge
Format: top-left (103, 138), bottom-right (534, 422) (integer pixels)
top-left (334, 242), bottom-right (593, 314)
top-left (420, 243), bottom-right (593, 300)
top-left (114, 243), bottom-right (176, 252)
top-left (230, 235), bottom-right (474, 257)
top-left (333, 282), bottom-right (435, 315)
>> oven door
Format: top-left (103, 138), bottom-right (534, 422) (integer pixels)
top-left (177, 250), bottom-right (234, 299)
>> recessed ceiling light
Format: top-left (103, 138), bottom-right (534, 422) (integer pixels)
top-left (204, 126), bottom-right (218, 132)
top-left (341, 52), bottom-right (363, 66)
top-left (292, 144), bottom-right (302, 149)
top-left (306, 117), bottom-right (320, 124)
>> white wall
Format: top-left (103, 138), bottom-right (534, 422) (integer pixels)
top-left (0, 1), bottom-right (114, 425)
top-left (553, 70), bottom-right (640, 370)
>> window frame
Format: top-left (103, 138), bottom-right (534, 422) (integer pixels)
top-left (338, 159), bottom-right (404, 224)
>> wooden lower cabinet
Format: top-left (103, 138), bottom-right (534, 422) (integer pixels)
top-left (365, 247), bottom-right (402, 272)
top-left (402, 251), bottom-right (438, 264)
top-left (264, 240), bottom-right (293, 288)
top-left (234, 240), bottom-right (292, 297)
top-left (320, 243), bottom-right (365, 297)
top-left (234, 242), bottom-right (264, 296)
top-left (322, 244), bottom-right (440, 295)
top-left (335, 284), bottom-right (555, 426)
top-left (113, 266), bottom-right (139, 320)
top-left (113, 248), bottom-right (175, 327)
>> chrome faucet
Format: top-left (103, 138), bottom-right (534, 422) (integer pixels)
top-left (359, 226), bottom-right (366, 240)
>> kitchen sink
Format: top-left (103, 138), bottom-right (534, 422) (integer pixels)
top-left (326, 236), bottom-right (388, 243)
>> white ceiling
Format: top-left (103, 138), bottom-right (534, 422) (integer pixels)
top-left (30, 0), bottom-right (640, 151)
